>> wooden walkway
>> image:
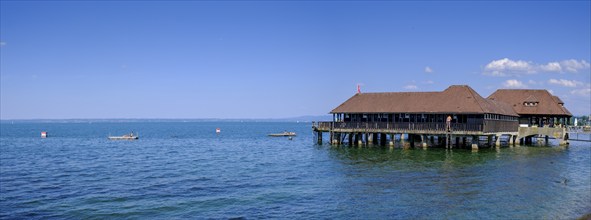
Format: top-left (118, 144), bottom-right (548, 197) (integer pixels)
top-left (312, 122), bottom-right (570, 148)
top-left (567, 132), bottom-right (591, 142)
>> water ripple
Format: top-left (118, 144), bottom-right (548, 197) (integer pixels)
top-left (1, 122), bottom-right (590, 219)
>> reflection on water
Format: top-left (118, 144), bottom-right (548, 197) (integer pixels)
top-left (330, 144), bottom-right (570, 168)
top-left (325, 143), bottom-right (589, 219)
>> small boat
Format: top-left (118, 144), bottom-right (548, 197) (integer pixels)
top-left (108, 132), bottom-right (139, 140)
top-left (268, 131), bottom-right (297, 137)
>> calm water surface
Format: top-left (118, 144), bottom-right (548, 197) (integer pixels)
top-left (1, 122), bottom-right (590, 219)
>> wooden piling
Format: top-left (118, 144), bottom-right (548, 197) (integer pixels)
top-left (389, 134), bottom-right (394, 147)
top-left (471, 135), bottom-right (479, 150)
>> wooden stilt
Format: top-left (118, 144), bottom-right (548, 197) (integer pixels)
top-left (471, 135), bottom-right (479, 150)
top-left (389, 134), bottom-right (394, 147)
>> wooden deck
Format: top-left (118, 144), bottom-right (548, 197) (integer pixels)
top-left (312, 121), bottom-right (573, 148)
top-left (313, 121), bottom-right (517, 135)
top-left (312, 121), bottom-right (526, 149)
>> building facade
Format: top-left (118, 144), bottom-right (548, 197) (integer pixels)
top-left (325, 85), bottom-right (519, 133)
top-left (313, 85), bottom-right (572, 147)
top-left (488, 89), bottom-right (572, 127)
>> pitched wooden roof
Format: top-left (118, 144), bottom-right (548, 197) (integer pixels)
top-left (524, 95), bottom-right (539, 103)
top-left (552, 96), bottom-right (564, 104)
top-left (331, 85), bottom-right (518, 116)
top-left (487, 89), bottom-right (572, 116)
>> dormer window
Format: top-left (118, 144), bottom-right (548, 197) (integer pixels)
top-left (523, 102), bottom-right (538, 106)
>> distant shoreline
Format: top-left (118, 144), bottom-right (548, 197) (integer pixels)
top-left (0, 116), bottom-right (332, 123)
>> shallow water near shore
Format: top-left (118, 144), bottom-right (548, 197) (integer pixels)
top-left (1, 122), bottom-right (590, 219)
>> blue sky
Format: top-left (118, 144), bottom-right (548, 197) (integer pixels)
top-left (1, 1), bottom-right (590, 119)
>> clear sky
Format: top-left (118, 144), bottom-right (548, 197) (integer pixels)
top-left (1, 1), bottom-right (590, 119)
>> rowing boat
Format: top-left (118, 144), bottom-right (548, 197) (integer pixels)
top-left (268, 132), bottom-right (296, 137)
top-left (108, 132), bottom-right (139, 140)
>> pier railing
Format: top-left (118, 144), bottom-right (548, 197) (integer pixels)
top-left (313, 120), bottom-right (518, 133)
top-left (314, 122), bottom-right (481, 132)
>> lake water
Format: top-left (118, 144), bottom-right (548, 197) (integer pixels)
top-left (1, 122), bottom-right (590, 219)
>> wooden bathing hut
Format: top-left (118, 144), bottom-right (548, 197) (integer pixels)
top-left (488, 89), bottom-right (572, 127)
top-left (488, 89), bottom-right (572, 145)
top-left (312, 85), bottom-right (520, 149)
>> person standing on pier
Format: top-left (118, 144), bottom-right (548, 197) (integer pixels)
top-left (446, 115), bottom-right (452, 131)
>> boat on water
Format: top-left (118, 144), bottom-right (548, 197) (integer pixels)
top-left (108, 132), bottom-right (139, 140)
top-left (268, 131), bottom-right (297, 137)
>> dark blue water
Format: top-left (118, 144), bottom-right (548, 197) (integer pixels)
top-left (1, 122), bottom-right (590, 219)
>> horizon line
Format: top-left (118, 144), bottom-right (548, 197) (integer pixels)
top-left (0, 115), bottom-right (333, 121)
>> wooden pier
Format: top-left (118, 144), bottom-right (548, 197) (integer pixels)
top-left (312, 85), bottom-right (571, 149)
top-left (312, 121), bottom-right (519, 149)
